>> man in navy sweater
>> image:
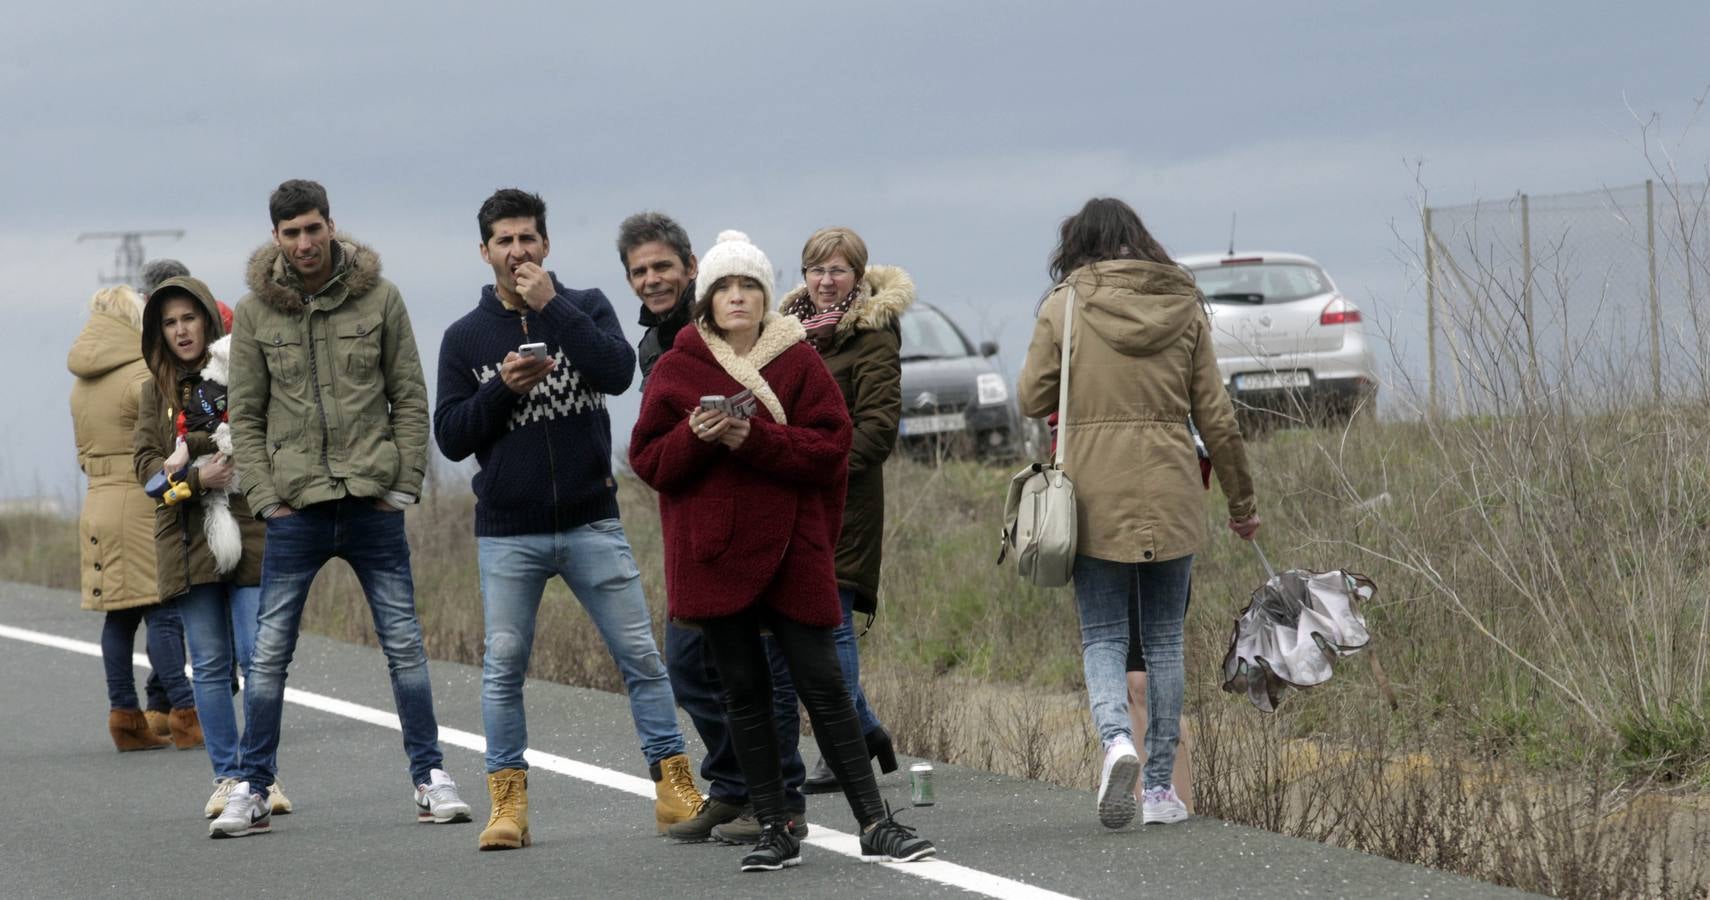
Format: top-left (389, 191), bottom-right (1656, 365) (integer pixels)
top-left (433, 189), bottom-right (702, 852)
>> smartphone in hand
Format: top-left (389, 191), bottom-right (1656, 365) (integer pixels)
top-left (700, 395), bottom-right (731, 415)
top-left (518, 342), bottom-right (549, 362)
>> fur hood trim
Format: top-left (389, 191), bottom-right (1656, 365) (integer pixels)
top-left (778, 264), bottom-right (915, 343)
top-left (693, 312), bottom-right (807, 424)
top-left (244, 233), bottom-right (383, 313)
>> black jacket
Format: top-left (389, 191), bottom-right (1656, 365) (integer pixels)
top-left (637, 283), bottom-right (694, 381)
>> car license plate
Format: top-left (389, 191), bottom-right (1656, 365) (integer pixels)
top-left (1235, 371), bottom-right (1311, 391)
top-left (899, 413), bottom-right (966, 436)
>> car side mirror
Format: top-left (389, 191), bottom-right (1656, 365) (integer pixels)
top-left (979, 341), bottom-right (999, 358)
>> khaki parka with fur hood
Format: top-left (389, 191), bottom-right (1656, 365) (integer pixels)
top-left (1018, 260), bottom-right (1256, 564)
top-left (227, 236), bottom-right (430, 517)
top-left (134, 276), bottom-right (265, 597)
top-left (777, 265), bottom-right (914, 615)
top-left (68, 289), bottom-right (160, 612)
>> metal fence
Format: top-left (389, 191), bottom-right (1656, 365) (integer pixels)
top-left (1422, 180), bottom-right (1710, 415)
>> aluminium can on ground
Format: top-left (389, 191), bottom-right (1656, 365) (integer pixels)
top-left (909, 762), bottom-right (934, 806)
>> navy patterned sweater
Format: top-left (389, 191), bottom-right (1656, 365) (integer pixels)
top-left (434, 275), bottom-right (636, 536)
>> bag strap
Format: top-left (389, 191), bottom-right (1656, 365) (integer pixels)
top-left (1054, 286), bottom-right (1077, 468)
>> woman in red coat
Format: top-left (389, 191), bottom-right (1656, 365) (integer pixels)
top-left (630, 230), bottom-right (934, 874)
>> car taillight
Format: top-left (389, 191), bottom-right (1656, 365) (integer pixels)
top-left (1320, 297), bottom-right (1361, 326)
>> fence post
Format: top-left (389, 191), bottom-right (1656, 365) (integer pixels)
top-left (1521, 193), bottom-right (1536, 389)
top-left (1647, 179), bottom-right (1662, 402)
top-left (1424, 206), bottom-right (1438, 418)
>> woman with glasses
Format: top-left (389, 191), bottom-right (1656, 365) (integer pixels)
top-left (773, 227), bottom-right (912, 795)
top-left (1018, 198), bottom-right (1259, 830)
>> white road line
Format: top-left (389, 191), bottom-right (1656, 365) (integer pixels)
top-left (0, 622), bottom-right (1079, 900)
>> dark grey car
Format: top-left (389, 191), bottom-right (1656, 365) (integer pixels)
top-left (895, 301), bottom-right (1025, 461)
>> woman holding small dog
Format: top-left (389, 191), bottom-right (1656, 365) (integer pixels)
top-left (134, 275), bottom-right (288, 819)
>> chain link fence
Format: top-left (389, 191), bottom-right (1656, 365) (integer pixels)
top-left (1422, 180), bottom-right (1710, 415)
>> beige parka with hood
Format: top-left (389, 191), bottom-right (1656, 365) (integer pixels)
top-left (68, 289), bottom-right (160, 611)
top-left (1018, 260), bottom-right (1256, 564)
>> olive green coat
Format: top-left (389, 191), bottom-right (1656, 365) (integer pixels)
top-left (778, 265), bottom-right (914, 614)
top-left (68, 292), bottom-right (160, 612)
top-left (227, 236), bottom-right (429, 517)
top-left (134, 378), bottom-right (265, 598)
top-left (1018, 260), bottom-right (1257, 564)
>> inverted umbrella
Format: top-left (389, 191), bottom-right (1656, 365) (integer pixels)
top-left (1221, 543), bottom-right (1377, 712)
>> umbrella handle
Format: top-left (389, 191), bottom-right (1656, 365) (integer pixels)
top-left (1252, 541), bottom-right (1276, 580)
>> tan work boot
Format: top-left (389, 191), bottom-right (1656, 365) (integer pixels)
top-left (109, 709), bottom-right (169, 752)
top-left (478, 769), bottom-right (530, 851)
top-left (168, 708), bottom-right (203, 750)
top-left (144, 709), bottom-right (172, 738)
top-left (651, 753), bottom-right (703, 834)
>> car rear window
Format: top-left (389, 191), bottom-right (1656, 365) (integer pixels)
top-left (1192, 262), bottom-right (1332, 304)
top-left (900, 307), bottom-right (973, 360)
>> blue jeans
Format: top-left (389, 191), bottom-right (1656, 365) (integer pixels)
top-left (665, 620), bottom-right (748, 806)
top-left (770, 587), bottom-right (881, 773)
top-left (1073, 553), bottom-right (1193, 789)
top-left (178, 582), bottom-right (261, 779)
top-left (101, 605), bottom-right (193, 711)
top-left (477, 519), bottom-right (684, 772)
top-left (238, 498), bottom-right (444, 791)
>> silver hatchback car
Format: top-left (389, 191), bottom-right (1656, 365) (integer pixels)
top-left (1178, 251), bottom-right (1378, 425)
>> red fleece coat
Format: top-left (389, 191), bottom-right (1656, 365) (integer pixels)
top-left (629, 326), bottom-right (852, 627)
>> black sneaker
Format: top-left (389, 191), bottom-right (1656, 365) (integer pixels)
top-left (859, 804), bottom-right (935, 863)
top-left (712, 808), bottom-right (808, 844)
top-left (739, 820), bottom-right (802, 872)
top-left (666, 797), bottom-right (745, 843)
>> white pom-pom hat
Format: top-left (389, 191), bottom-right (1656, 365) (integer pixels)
top-left (694, 229), bottom-right (775, 310)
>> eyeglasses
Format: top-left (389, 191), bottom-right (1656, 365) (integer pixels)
top-left (804, 266), bottom-right (853, 280)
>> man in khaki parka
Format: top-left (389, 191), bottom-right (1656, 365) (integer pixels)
top-left (210, 180), bottom-right (471, 839)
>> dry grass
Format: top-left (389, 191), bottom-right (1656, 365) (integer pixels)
top-left (12, 421), bottom-right (1707, 897)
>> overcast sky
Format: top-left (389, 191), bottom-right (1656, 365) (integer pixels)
top-left (8, 1), bottom-right (1709, 501)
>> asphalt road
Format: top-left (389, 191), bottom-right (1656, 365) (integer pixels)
top-left (0, 581), bottom-right (1532, 899)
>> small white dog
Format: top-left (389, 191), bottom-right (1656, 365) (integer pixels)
top-left (164, 334), bottom-right (243, 575)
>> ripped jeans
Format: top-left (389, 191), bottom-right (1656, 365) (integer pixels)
top-left (478, 519), bottom-right (684, 771)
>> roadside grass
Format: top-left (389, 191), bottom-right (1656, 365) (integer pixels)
top-left (11, 410), bottom-right (1708, 897)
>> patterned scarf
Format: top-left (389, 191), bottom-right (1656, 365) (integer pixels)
top-left (784, 288), bottom-right (857, 354)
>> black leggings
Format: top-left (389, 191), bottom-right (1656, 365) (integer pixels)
top-left (700, 605), bottom-right (885, 829)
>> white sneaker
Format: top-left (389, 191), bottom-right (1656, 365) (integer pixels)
top-left (209, 782), bottom-right (271, 838)
top-left (268, 780), bottom-right (293, 815)
top-left (1142, 785), bottom-right (1190, 824)
top-left (204, 777), bottom-right (239, 819)
top-left (1096, 740), bottom-right (1140, 829)
top-left (414, 768), bottom-right (472, 823)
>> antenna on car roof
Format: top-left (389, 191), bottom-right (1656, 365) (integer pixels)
top-left (1226, 213), bottom-right (1237, 257)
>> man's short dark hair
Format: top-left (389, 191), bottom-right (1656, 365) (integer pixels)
top-left (616, 212), bottom-right (693, 270)
top-left (269, 179), bottom-right (331, 227)
top-left (139, 258), bottom-right (190, 296)
top-left (478, 189), bottom-right (549, 245)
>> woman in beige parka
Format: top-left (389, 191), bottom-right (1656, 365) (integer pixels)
top-left (1018, 198), bottom-right (1261, 831)
top-left (68, 283), bottom-right (196, 751)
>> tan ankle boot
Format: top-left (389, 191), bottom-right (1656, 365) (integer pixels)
top-left (144, 709), bottom-right (171, 738)
top-left (168, 708), bottom-right (203, 750)
top-left (652, 753), bottom-right (703, 833)
top-left (109, 709), bottom-right (169, 752)
top-left (478, 769), bottom-right (530, 851)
